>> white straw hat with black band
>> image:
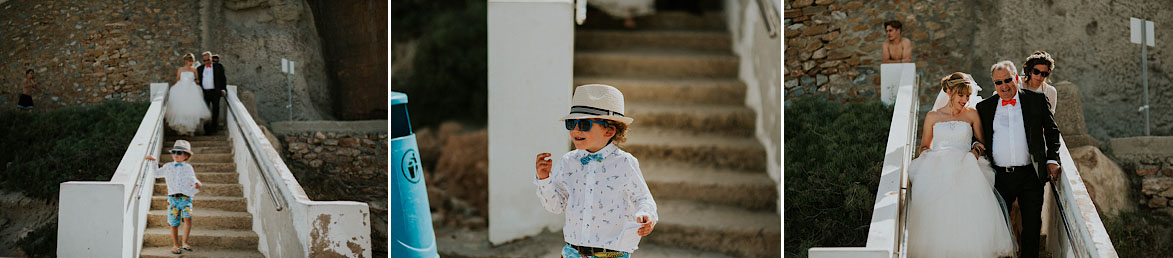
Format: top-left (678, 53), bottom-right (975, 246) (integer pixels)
top-left (171, 140), bottom-right (193, 155)
top-left (560, 84), bottom-right (634, 125)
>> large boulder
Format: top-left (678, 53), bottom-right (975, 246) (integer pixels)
top-left (1070, 146), bottom-right (1134, 217)
top-left (1053, 81), bottom-right (1099, 148)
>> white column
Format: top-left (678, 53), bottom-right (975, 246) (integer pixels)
top-left (58, 182), bottom-right (131, 257)
top-left (487, 0), bottom-right (573, 245)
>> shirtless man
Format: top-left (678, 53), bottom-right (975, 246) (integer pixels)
top-left (882, 20), bottom-right (914, 64)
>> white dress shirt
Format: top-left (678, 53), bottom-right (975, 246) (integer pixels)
top-left (201, 63), bottom-right (215, 90)
top-left (992, 94), bottom-right (1031, 167)
top-left (154, 161), bottom-right (201, 197)
top-left (534, 143), bottom-right (658, 252)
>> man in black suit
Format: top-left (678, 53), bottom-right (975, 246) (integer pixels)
top-left (197, 51), bottom-right (226, 135)
top-left (972, 60), bottom-right (1061, 258)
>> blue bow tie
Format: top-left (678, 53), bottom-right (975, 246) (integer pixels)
top-left (580, 153), bottom-right (604, 165)
top-left (174, 163), bottom-right (183, 167)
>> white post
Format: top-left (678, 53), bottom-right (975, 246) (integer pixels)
top-left (58, 182), bottom-right (131, 258)
top-left (282, 58), bottom-right (294, 121)
top-left (487, 0), bottom-right (574, 245)
top-left (1131, 17), bottom-right (1155, 136)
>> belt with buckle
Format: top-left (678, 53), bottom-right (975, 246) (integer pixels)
top-left (569, 243), bottom-right (624, 257)
top-left (993, 164), bottom-right (1031, 173)
top-left (169, 193), bottom-right (188, 198)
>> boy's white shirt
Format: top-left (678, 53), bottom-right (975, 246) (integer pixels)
top-left (154, 161), bottom-right (201, 197)
top-left (534, 143), bottom-right (658, 253)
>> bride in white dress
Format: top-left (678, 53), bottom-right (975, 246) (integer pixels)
top-left (906, 72), bottom-right (1015, 257)
top-left (165, 53), bottom-right (212, 136)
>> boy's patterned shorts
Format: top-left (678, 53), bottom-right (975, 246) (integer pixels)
top-left (167, 195), bottom-right (194, 227)
top-left (561, 243), bottom-right (629, 258)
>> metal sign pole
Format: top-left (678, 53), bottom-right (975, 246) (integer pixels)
top-left (1142, 21), bottom-right (1150, 136)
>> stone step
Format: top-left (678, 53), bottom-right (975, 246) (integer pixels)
top-left (575, 50), bottom-right (738, 78)
top-left (142, 228), bottom-right (258, 249)
top-left (165, 134), bottom-right (229, 142)
top-left (648, 199), bottom-right (780, 257)
top-left (188, 162), bottom-right (237, 172)
top-left (189, 146), bottom-right (233, 154)
top-left (626, 102), bottom-right (755, 137)
top-left (625, 127), bottom-right (766, 171)
top-left (575, 30), bottom-right (731, 52)
top-left (154, 183), bottom-right (241, 197)
top-left (151, 196), bottom-right (247, 212)
top-left (161, 153), bottom-right (234, 163)
top-left (574, 77), bottom-right (745, 105)
top-left (641, 161), bottom-right (776, 211)
top-left (165, 140), bottom-right (230, 148)
top-left (140, 246), bottom-right (263, 258)
top-left (147, 208), bottom-right (252, 229)
top-left (157, 172), bottom-right (238, 184)
top-left (578, 11), bottom-right (726, 31)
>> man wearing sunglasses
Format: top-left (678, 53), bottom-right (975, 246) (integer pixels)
top-left (197, 51), bottom-right (227, 136)
top-left (1022, 51), bottom-right (1057, 114)
top-left (974, 60), bottom-right (1062, 258)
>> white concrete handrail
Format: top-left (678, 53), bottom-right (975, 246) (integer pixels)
top-left (58, 83), bottom-right (170, 258)
top-left (1047, 137), bottom-right (1119, 257)
top-left (223, 85), bottom-right (372, 257)
top-left (809, 66), bottom-right (920, 258)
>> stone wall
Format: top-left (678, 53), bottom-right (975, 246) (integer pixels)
top-left (270, 120), bottom-right (388, 256)
top-left (0, 0), bottom-right (200, 109)
top-left (1109, 136), bottom-right (1173, 214)
top-left (306, 0), bottom-right (388, 120)
top-left (783, 0), bottom-right (975, 104)
top-left (785, 0), bottom-right (1173, 141)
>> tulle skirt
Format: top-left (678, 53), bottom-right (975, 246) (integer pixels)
top-left (906, 147), bottom-right (1016, 257)
top-left (165, 79), bottom-right (211, 136)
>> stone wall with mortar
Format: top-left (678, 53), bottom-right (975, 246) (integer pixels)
top-left (786, 0), bottom-right (1173, 142)
top-left (0, 0), bottom-right (200, 109)
top-left (1108, 136), bottom-right (1173, 214)
top-left (270, 120), bottom-right (388, 256)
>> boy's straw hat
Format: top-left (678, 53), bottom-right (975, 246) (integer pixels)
top-left (171, 140), bottom-right (193, 155)
top-left (560, 84), bottom-right (633, 125)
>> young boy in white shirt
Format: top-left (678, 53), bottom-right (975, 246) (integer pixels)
top-left (535, 84), bottom-right (657, 258)
top-left (145, 140), bottom-right (202, 254)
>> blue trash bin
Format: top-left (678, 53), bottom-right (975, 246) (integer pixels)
top-left (391, 91), bottom-right (439, 257)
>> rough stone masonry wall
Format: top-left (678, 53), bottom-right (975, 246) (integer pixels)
top-left (0, 0), bottom-right (200, 109)
top-left (786, 0), bottom-right (1173, 142)
top-left (783, 0), bottom-right (976, 104)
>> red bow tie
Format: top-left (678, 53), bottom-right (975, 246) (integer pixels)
top-left (1001, 99), bottom-right (1016, 106)
top-left (206, 65), bottom-right (211, 68)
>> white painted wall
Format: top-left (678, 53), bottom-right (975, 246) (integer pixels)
top-left (726, 0), bottom-right (783, 213)
top-left (487, 0), bottom-right (573, 245)
top-left (225, 86), bottom-right (373, 257)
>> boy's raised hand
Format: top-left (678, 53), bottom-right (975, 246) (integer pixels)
top-left (144, 155), bottom-right (156, 161)
top-left (636, 215), bottom-right (655, 236)
top-left (535, 153), bottom-right (552, 180)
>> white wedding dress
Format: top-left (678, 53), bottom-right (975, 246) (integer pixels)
top-left (165, 71), bottom-right (211, 136)
top-left (906, 120), bottom-right (1016, 257)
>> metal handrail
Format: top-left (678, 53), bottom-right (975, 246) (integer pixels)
top-left (126, 90), bottom-right (168, 213)
top-left (895, 76), bottom-right (919, 258)
top-left (222, 93), bottom-right (287, 211)
top-left (755, 0), bottom-right (779, 38)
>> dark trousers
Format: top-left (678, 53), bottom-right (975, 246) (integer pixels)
top-left (994, 164), bottom-right (1044, 258)
top-left (203, 89), bottom-right (221, 135)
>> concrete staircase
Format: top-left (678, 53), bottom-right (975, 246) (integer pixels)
top-left (140, 131), bottom-right (263, 258)
top-left (575, 10), bottom-right (780, 258)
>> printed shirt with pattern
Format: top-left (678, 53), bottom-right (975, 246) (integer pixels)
top-left (534, 143), bottom-right (658, 253)
top-left (153, 161), bottom-right (201, 197)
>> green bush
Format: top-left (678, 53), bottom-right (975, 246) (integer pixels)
top-left (784, 97), bottom-right (892, 257)
top-left (1104, 209), bottom-right (1173, 256)
top-left (392, 0), bottom-right (487, 130)
top-left (0, 100), bottom-right (148, 257)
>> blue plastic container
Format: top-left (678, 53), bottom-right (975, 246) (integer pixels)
top-left (390, 91), bottom-right (438, 257)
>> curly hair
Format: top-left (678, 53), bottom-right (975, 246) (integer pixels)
top-left (604, 120), bottom-right (628, 145)
top-left (1023, 50), bottom-right (1055, 84)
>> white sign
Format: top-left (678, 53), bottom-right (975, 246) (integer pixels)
top-left (282, 58), bottom-right (289, 73)
top-left (290, 61), bottom-right (296, 75)
top-left (1130, 17), bottom-right (1155, 46)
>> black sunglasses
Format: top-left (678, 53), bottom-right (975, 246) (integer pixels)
top-left (993, 77), bottom-right (1014, 85)
top-left (1030, 68), bottom-right (1050, 78)
top-left (564, 119), bottom-right (609, 132)
top-left (170, 150), bottom-right (188, 155)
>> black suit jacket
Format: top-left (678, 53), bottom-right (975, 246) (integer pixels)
top-left (976, 89), bottom-right (1061, 185)
top-left (196, 63), bottom-right (226, 92)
